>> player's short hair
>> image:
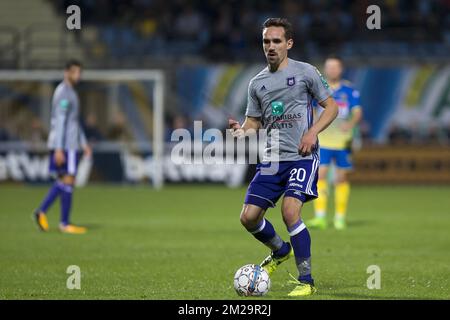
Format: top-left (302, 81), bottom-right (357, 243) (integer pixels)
top-left (262, 18), bottom-right (293, 41)
top-left (325, 54), bottom-right (343, 65)
top-left (65, 59), bottom-right (82, 70)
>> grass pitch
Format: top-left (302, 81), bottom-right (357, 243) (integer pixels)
top-left (0, 184), bottom-right (449, 299)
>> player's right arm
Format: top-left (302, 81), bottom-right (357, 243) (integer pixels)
top-left (53, 97), bottom-right (70, 165)
top-left (229, 116), bottom-right (261, 138)
top-left (229, 78), bottom-right (262, 138)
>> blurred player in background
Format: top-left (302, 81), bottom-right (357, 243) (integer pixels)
top-left (308, 55), bottom-right (363, 230)
top-left (33, 60), bottom-right (91, 234)
top-left (229, 18), bottom-right (338, 297)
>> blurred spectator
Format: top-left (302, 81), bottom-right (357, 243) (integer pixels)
top-left (386, 120), bottom-right (449, 146)
top-left (48, 0), bottom-right (449, 62)
top-left (445, 122), bottom-right (450, 145)
top-left (165, 114), bottom-right (193, 142)
top-left (0, 125), bottom-right (11, 142)
top-left (29, 117), bottom-right (48, 147)
top-left (422, 121), bottom-right (447, 146)
top-left (387, 122), bottom-right (413, 145)
top-left (173, 4), bottom-right (205, 41)
top-left (84, 113), bottom-right (104, 143)
top-left (107, 112), bottom-right (133, 142)
top-left (137, 10), bottom-right (158, 38)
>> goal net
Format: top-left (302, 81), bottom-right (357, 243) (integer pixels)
top-left (0, 70), bottom-right (165, 188)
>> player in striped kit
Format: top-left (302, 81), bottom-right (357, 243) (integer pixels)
top-left (308, 55), bottom-right (363, 230)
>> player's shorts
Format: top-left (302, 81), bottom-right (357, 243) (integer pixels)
top-left (49, 150), bottom-right (80, 177)
top-left (244, 158), bottom-right (319, 210)
top-left (319, 147), bottom-right (352, 169)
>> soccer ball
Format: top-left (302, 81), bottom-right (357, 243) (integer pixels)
top-left (233, 264), bottom-right (271, 296)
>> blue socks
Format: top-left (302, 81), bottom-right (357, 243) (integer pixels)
top-left (288, 220), bottom-right (314, 285)
top-left (247, 218), bottom-right (290, 257)
top-left (37, 181), bottom-right (73, 226)
top-left (245, 217), bottom-right (313, 287)
top-left (38, 181), bottom-right (63, 213)
top-left (59, 184), bottom-right (73, 226)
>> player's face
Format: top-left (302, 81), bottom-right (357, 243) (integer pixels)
top-left (324, 59), bottom-right (343, 82)
top-left (262, 27), bottom-right (293, 66)
top-left (66, 66), bottom-right (82, 85)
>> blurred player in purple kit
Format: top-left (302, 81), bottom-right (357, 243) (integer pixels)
top-left (33, 60), bottom-right (91, 234)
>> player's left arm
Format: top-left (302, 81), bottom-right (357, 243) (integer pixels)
top-left (79, 125), bottom-right (92, 158)
top-left (299, 96), bottom-right (338, 155)
top-left (299, 65), bottom-right (339, 156)
top-left (341, 89), bottom-right (363, 132)
top-left (341, 107), bottom-right (362, 132)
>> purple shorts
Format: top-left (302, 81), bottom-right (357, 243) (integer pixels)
top-left (244, 157), bottom-right (319, 210)
top-left (49, 150), bottom-right (80, 177)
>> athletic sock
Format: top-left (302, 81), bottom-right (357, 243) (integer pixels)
top-left (288, 220), bottom-right (314, 285)
top-left (335, 181), bottom-right (350, 219)
top-left (247, 218), bottom-right (290, 255)
top-left (38, 181), bottom-right (63, 213)
top-left (60, 184), bottom-right (74, 226)
top-left (314, 179), bottom-right (328, 218)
